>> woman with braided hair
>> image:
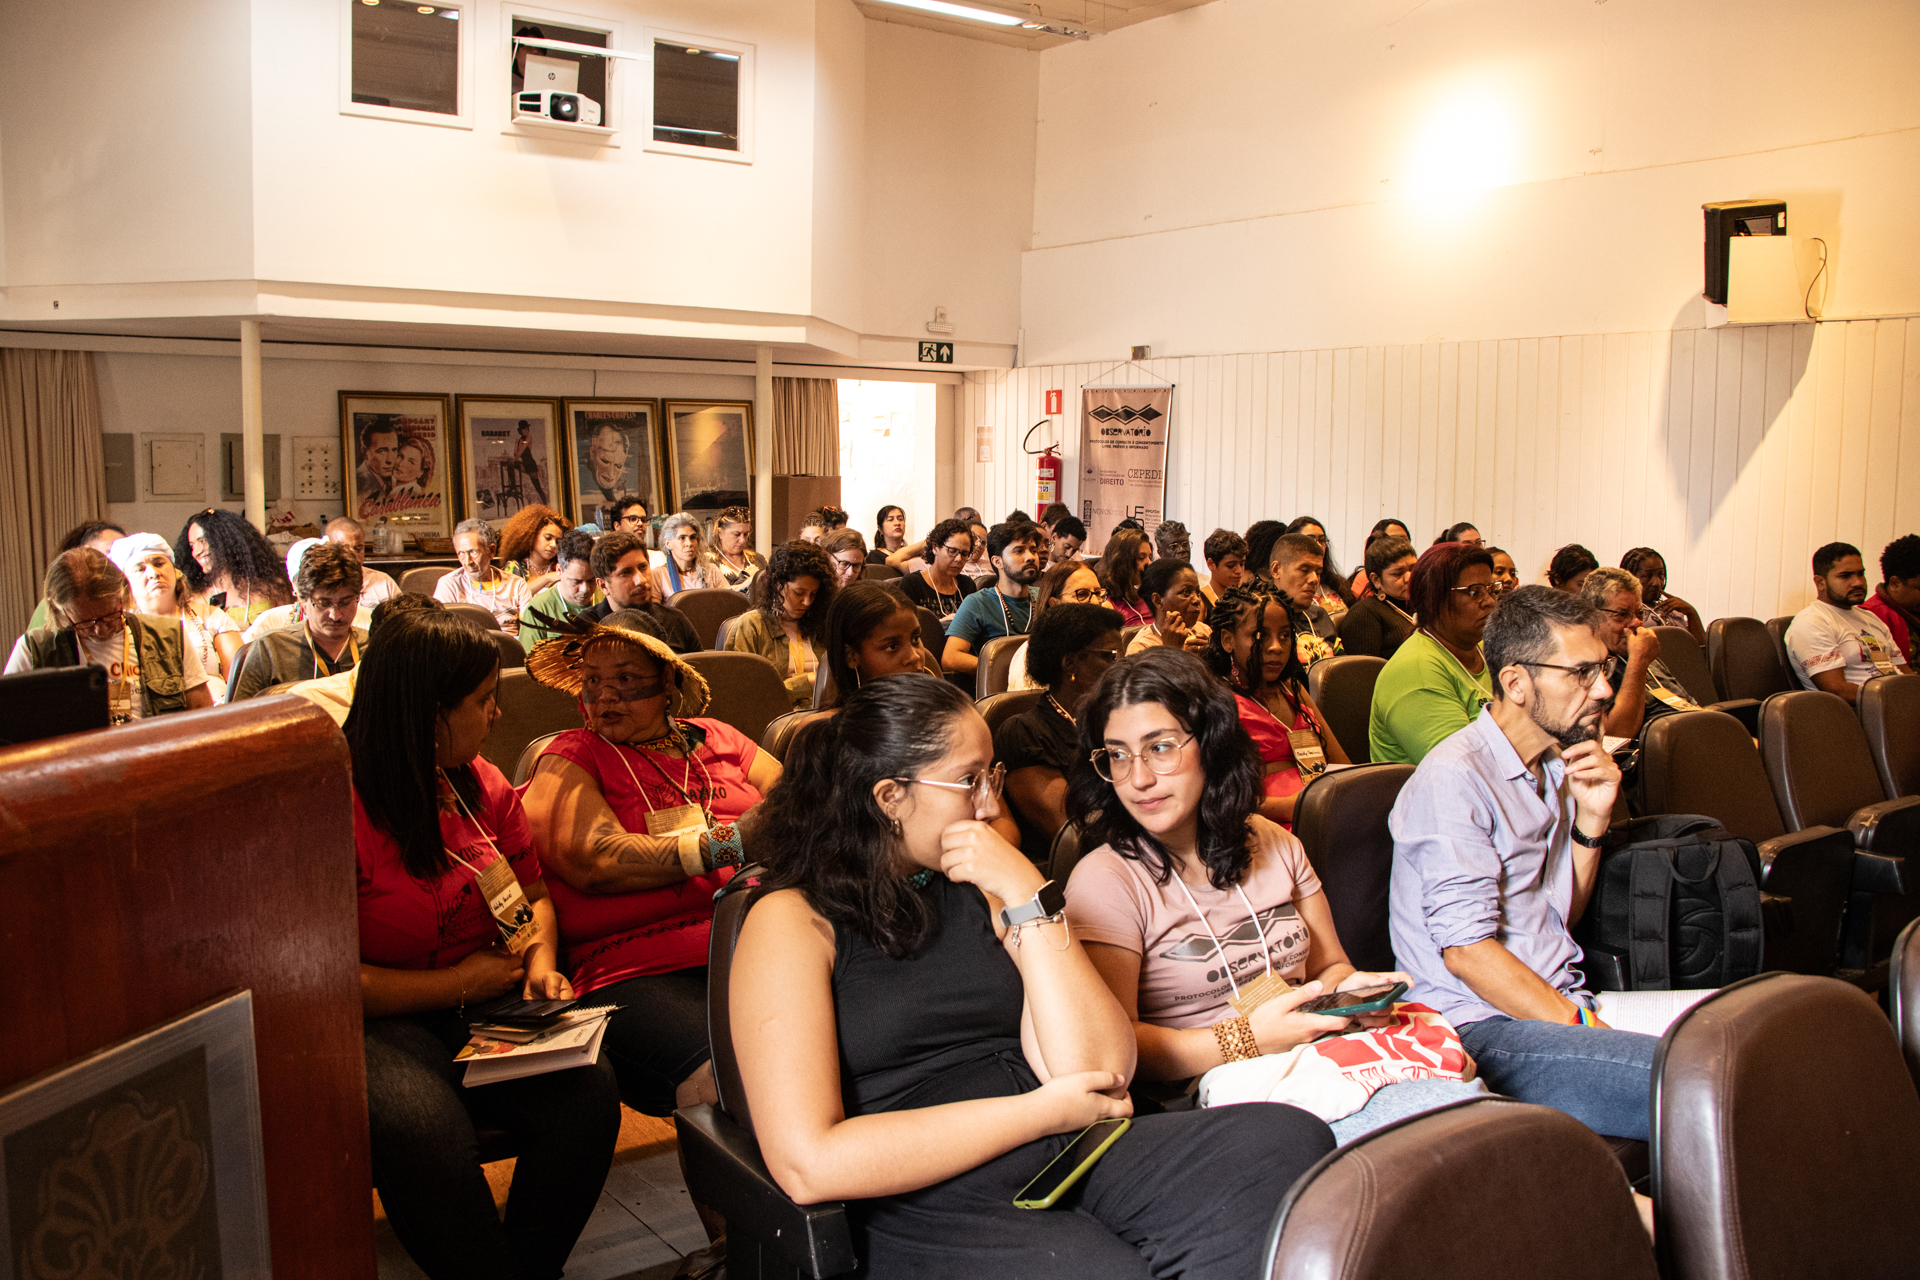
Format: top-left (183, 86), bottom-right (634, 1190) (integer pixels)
top-left (1203, 584), bottom-right (1348, 828)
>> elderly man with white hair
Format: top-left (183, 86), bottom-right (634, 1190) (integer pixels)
top-left (434, 518), bottom-right (531, 633)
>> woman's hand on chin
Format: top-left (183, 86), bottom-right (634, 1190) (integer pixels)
top-left (938, 820), bottom-right (1045, 908)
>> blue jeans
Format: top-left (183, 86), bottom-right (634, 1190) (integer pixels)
top-left (1458, 1015), bottom-right (1658, 1140)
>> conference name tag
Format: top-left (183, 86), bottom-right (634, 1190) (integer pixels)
top-left (473, 855), bottom-right (540, 953)
top-left (1289, 729), bottom-right (1327, 777)
top-left (645, 803), bottom-right (706, 838)
top-left (1648, 683), bottom-right (1696, 711)
top-left (1227, 967), bottom-right (1292, 1018)
top-left (1860, 633), bottom-right (1898, 676)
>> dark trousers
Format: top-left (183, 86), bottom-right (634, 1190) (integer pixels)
top-left (855, 1102), bottom-right (1335, 1279)
top-left (590, 967), bottom-right (712, 1116)
top-left (364, 1010), bottom-right (621, 1280)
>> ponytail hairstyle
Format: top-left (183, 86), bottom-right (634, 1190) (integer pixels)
top-left (1067, 649), bottom-right (1262, 891)
top-left (755, 674), bottom-right (975, 958)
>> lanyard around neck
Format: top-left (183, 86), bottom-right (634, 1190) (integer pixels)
top-left (1170, 874), bottom-right (1273, 1001)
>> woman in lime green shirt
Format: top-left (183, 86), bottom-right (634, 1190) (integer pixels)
top-left (1368, 542), bottom-right (1501, 765)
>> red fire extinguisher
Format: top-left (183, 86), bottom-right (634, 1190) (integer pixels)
top-left (1024, 420), bottom-right (1060, 507)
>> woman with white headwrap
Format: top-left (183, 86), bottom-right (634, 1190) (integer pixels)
top-left (109, 533), bottom-right (243, 700)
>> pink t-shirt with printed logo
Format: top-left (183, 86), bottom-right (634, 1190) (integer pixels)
top-left (538, 721), bottom-right (763, 994)
top-left (355, 757), bottom-right (542, 972)
top-left (1065, 815), bottom-right (1325, 1030)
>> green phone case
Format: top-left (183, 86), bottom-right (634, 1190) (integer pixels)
top-left (1013, 1118), bottom-right (1132, 1209)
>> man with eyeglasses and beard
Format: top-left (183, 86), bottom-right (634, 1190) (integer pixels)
top-left (1388, 586), bottom-right (1660, 1146)
top-left (1576, 566), bottom-right (1700, 739)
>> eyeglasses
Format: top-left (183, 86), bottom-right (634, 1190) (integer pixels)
top-left (937, 542), bottom-right (972, 559)
top-left (1521, 660), bottom-right (1612, 690)
top-left (1596, 605), bottom-right (1644, 624)
top-left (305, 593), bottom-right (360, 616)
top-left (1062, 585), bottom-right (1110, 604)
top-left (833, 556), bottom-right (865, 571)
top-left (69, 608), bottom-right (127, 638)
top-left (894, 763), bottom-right (1005, 811)
top-left (1451, 583), bottom-right (1501, 602)
top-left (1073, 646), bottom-right (1121, 664)
top-left (1092, 734), bottom-right (1195, 784)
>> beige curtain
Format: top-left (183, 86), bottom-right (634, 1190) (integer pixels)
top-left (1, 349), bottom-right (107, 645)
top-left (771, 377), bottom-right (840, 476)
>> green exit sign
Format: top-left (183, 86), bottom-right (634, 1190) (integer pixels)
top-left (918, 340), bottom-right (953, 364)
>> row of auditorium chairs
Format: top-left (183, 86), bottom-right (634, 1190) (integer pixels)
top-left (680, 877), bottom-right (1920, 1280)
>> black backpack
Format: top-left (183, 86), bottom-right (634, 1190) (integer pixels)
top-left (1572, 814), bottom-right (1765, 991)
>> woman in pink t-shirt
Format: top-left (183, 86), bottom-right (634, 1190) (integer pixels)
top-left (521, 618), bottom-right (782, 1121)
top-left (1063, 647), bottom-right (1480, 1143)
top-left (348, 611), bottom-right (618, 1280)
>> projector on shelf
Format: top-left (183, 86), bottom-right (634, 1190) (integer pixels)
top-left (513, 90), bottom-right (601, 127)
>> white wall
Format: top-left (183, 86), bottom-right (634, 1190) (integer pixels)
top-left (1022, 0), bottom-right (1920, 362)
top-left (961, 316), bottom-right (1920, 625)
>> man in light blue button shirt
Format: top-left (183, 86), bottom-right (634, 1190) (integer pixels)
top-left (1389, 586), bottom-right (1659, 1140)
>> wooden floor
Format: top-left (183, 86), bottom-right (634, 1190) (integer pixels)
top-left (374, 1110), bottom-right (706, 1280)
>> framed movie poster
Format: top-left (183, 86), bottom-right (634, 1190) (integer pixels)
top-left (664, 400), bottom-right (754, 516)
top-left (560, 398), bottom-right (664, 526)
top-left (454, 397), bottom-right (565, 527)
top-left (338, 391), bottom-right (456, 536)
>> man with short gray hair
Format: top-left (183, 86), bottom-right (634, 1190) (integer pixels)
top-left (1389, 585), bottom-right (1658, 1141)
top-left (434, 518), bottom-right (530, 633)
top-left (1578, 566), bottom-right (1698, 739)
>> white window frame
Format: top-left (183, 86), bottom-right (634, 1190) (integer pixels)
top-left (501, 3), bottom-right (630, 146)
top-left (339, 0), bottom-right (474, 130)
top-left (643, 27), bottom-right (755, 166)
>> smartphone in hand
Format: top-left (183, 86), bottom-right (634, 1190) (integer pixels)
top-left (1293, 982), bottom-right (1408, 1017)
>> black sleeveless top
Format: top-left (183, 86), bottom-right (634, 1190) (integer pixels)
top-left (831, 874), bottom-right (1034, 1116)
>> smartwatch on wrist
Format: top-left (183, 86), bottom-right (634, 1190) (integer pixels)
top-left (997, 880), bottom-right (1067, 930)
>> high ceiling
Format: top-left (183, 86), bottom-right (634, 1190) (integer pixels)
top-left (852, 0), bottom-right (1220, 51)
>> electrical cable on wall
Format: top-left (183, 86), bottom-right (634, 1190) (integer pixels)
top-left (1803, 237), bottom-right (1828, 320)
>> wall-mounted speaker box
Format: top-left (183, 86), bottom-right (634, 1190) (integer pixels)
top-left (1703, 199), bottom-right (1786, 305)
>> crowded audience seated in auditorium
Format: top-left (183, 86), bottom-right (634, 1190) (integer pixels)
top-left (732, 675), bottom-right (1336, 1276)
top-left (1580, 567), bottom-right (1698, 738)
top-left (497, 504), bottom-right (569, 597)
top-left (1152, 519), bottom-right (1191, 564)
top-left (435, 519), bottom-right (530, 634)
top-left (873, 504), bottom-right (908, 560)
top-left (1369, 541), bottom-right (1498, 765)
top-left (1286, 516), bottom-right (1353, 623)
top-left (1125, 558), bottom-right (1211, 655)
top-left (1199, 527), bottom-right (1247, 608)
top-left (1547, 543), bottom-right (1599, 594)
top-left (820, 527), bottom-right (868, 587)
top-left (287, 592), bottom-right (441, 724)
top-left (517, 529), bottom-right (600, 648)
top-left (1067, 648), bottom-right (1482, 1142)
top-left (347, 609), bottom-right (620, 1280)
top-left (726, 540), bottom-right (837, 708)
top-left (1094, 526), bottom-right (1154, 628)
top-left (1389, 586), bottom-right (1657, 1142)
top-left (1784, 540), bottom-right (1914, 703)
top-left (110, 532), bottom-right (242, 699)
top-left (944, 522), bottom-right (1043, 675)
top-left (704, 507), bottom-right (766, 592)
top-left (6, 546), bottom-right (216, 719)
top-left (230, 542), bottom-right (368, 702)
top-left (897, 518), bottom-right (979, 623)
top-left (521, 618), bottom-right (777, 1143)
top-left (1618, 546), bottom-right (1705, 646)
top-left (821, 582), bottom-right (938, 707)
top-left (585, 531), bottom-right (700, 653)
top-left (1205, 585), bottom-right (1348, 826)
top-left (176, 506), bottom-right (292, 627)
top-left (653, 513), bottom-right (716, 598)
top-left (1862, 533), bottom-right (1920, 664)
top-left (1266, 532), bottom-right (1341, 662)
top-left (995, 602), bottom-right (1123, 857)
top-left (1336, 535), bottom-right (1417, 660)
top-left (324, 517), bottom-right (400, 608)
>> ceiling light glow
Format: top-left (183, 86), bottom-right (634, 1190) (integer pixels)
top-left (869, 0), bottom-right (1024, 27)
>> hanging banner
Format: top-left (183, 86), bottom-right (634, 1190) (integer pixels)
top-left (1080, 386), bottom-right (1172, 557)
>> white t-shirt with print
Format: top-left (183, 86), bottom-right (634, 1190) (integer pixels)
top-left (1785, 599), bottom-right (1903, 689)
top-left (3, 621), bottom-right (208, 720)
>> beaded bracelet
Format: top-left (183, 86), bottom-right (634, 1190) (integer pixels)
top-left (703, 821), bottom-right (745, 872)
top-left (1213, 1014), bottom-right (1259, 1063)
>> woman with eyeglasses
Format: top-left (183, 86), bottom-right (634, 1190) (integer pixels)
top-left (1064, 648), bottom-right (1478, 1143)
top-left (5, 548), bottom-right (216, 720)
top-left (726, 540), bottom-right (838, 709)
top-left (1204, 585), bottom-right (1348, 828)
top-left (820, 582), bottom-right (937, 708)
top-left (820, 528), bottom-right (869, 589)
top-left (1125, 558), bottom-right (1212, 656)
top-left (521, 615), bottom-right (780, 1132)
top-left (651, 513), bottom-right (714, 599)
top-left (1008, 558), bottom-right (1108, 691)
top-left (995, 602), bottom-right (1124, 860)
top-left (704, 508), bottom-right (767, 592)
top-left (1368, 541), bottom-right (1500, 765)
top-left (732, 674), bottom-right (1333, 1279)
top-left (897, 517), bottom-right (980, 624)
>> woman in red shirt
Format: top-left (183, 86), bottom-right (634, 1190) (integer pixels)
top-left (349, 610), bottom-right (618, 1280)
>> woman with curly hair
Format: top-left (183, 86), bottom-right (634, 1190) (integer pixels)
top-left (1202, 584), bottom-right (1348, 827)
top-left (498, 504), bottom-right (569, 595)
top-left (725, 539), bottom-right (837, 708)
top-left (175, 507), bottom-right (292, 626)
top-left (1093, 527), bottom-right (1153, 628)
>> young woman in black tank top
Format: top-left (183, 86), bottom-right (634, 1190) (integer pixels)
top-left (736, 675), bottom-right (1334, 1279)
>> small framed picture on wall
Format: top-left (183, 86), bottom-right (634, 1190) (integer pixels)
top-left (454, 397), bottom-right (566, 527)
top-left (664, 399), bottom-right (754, 517)
top-left (560, 398), bottom-right (665, 526)
top-left (338, 391), bottom-right (457, 536)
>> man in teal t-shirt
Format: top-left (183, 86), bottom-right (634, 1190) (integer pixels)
top-left (518, 529), bottom-right (601, 649)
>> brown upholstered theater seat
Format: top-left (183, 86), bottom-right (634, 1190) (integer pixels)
top-left (1708, 616), bottom-right (1795, 703)
top-left (1860, 673), bottom-right (1920, 799)
top-left (1293, 762), bottom-right (1413, 974)
top-left (670, 586), bottom-right (753, 650)
top-left (974, 633), bottom-right (1025, 698)
top-left (1307, 653), bottom-right (1385, 764)
top-left (684, 651), bottom-right (795, 745)
top-left (977, 687), bottom-right (1043, 738)
top-left (1892, 918), bottom-right (1920, 1091)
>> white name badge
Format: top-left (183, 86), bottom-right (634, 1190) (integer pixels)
top-left (473, 854), bottom-right (539, 953)
top-left (1861, 633), bottom-right (1898, 676)
top-left (1288, 729), bottom-right (1327, 776)
top-left (645, 803), bottom-right (706, 837)
top-left (1648, 683), bottom-right (1696, 711)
